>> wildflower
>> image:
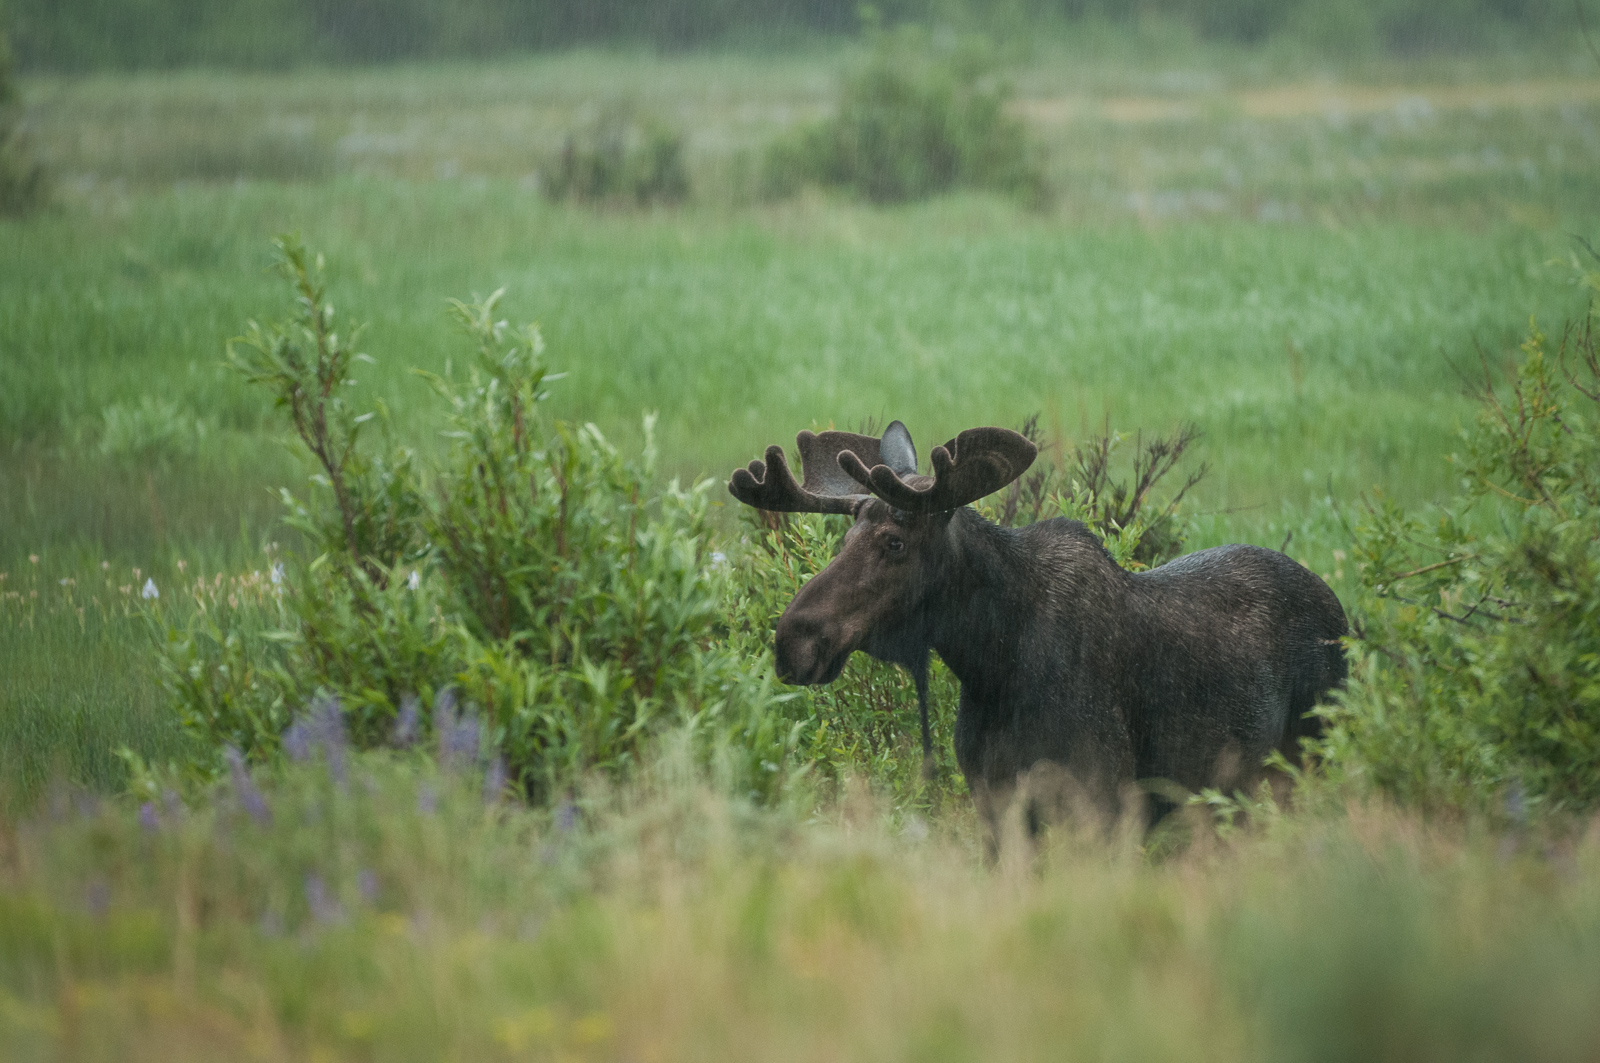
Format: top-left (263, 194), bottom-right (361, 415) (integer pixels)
top-left (442, 715), bottom-right (480, 768)
top-left (138, 801), bottom-right (160, 833)
top-left (407, 569), bottom-right (421, 590)
top-left (710, 551), bottom-right (728, 567)
top-left (177, 559), bottom-right (187, 572)
top-left (101, 561), bottom-right (109, 571)
top-left (282, 718), bottom-right (312, 763)
top-left (141, 578), bottom-right (159, 600)
top-left (224, 746), bottom-right (272, 826)
top-left (29, 554), bottom-right (38, 564)
top-left (392, 694), bottom-right (420, 747)
top-left (437, 689), bottom-right (479, 770)
top-left (555, 800), bottom-right (578, 833)
top-left (307, 693), bottom-right (348, 785)
top-left (270, 561), bottom-right (285, 587)
top-left (85, 879), bottom-right (111, 920)
top-left (304, 874), bottom-right (344, 925)
top-left (484, 754), bottom-right (507, 804)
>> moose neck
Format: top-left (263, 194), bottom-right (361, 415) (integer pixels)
top-left (923, 509), bottom-right (1120, 702)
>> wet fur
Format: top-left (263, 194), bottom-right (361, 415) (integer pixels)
top-left (777, 503), bottom-right (1347, 856)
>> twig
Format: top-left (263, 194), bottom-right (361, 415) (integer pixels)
top-left (1387, 555), bottom-right (1476, 582)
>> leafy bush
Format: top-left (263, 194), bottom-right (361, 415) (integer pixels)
top-left (158, 237), bottom-right (792, 801)
top-left (1153, 0), bottom-right (1572, 49)
top-left (762, 30), bottom-right (1046, 206)
top-left (1319, 261), bottom-right (1600, 814)
top-left (541, 107), bottom-right (689, 207)
top-left (0, 22), bottom-right (46, 217)
top-left (993, 415), bottom-right (1205, 569)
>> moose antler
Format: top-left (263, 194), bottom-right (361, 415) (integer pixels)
top-left (729, 428), bottom-right (888, 514)
top-left (731, 421), bottom-right (1036, 516)
top-left (837, 426), bottom-right (1036, 514)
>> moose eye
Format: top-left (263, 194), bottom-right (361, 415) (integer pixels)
top-left (885, 536), bottom-right (905, 554)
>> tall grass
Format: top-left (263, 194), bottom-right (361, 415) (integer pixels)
top-left (1, 751), bottom-right (1599, 1062)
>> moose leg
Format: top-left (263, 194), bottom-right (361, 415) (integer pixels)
top-left (967, 777), bottom-right (1015, 868)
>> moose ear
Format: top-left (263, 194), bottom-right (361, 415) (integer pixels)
top-left (879, 420), bottom-right (918, 477)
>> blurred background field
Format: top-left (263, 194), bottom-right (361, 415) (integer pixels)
top-left (2, 3), bottom-right (1600, 1057)
top-left (4, 35), bottom-right (1595, 789)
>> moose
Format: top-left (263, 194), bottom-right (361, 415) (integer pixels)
top-left (730, 420), bottom-right (1347, 853)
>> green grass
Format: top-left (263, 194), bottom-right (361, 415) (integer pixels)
top-left (2, 43), bottom-right (1600, 1061)
top-left (1, 46), bottom-right (1597, 793)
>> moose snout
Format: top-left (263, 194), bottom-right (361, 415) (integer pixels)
top-left (774, 610), bottom-right (853, 686)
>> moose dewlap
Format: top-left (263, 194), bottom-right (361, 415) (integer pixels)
top-left (730, 421), bottom-right (1347, 855)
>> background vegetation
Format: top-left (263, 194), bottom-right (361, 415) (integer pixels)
top-left (2, 16), bottom-right (1600, 1059)
top-left (5, 0), bottom-right (1585, 69)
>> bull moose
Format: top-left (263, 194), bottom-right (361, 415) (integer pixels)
top-left (729, 420), bottom-right (1347, 853)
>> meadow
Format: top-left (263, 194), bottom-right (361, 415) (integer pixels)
top-left (2, 37), bottom-right (1600, 1060)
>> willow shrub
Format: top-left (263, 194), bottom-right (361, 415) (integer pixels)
top-left (1320, 265), bottom-right (1600, 813)
top-left (762, 29), bottom-right (1046, 206)
top-left (156, 238), bottom-right (796, 802)
top-left (0, 24), bottom-right (46, 217)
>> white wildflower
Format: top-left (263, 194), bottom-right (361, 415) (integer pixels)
top-left (270, 562), bottom-right (285, 587)
top-left (407, 570), bottom-right (421, 591)
top-left (141, 578), bottom-right (159, 600)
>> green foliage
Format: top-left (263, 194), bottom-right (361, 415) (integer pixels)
top-left (1153, 0), bottom-right (1574, 49)
top-left (542, 107), bottom-right (689, 207)
top-left (991, 416), bottom-right (1205, 569)
top-left (161, 238), bottom-right (791, 801)
top-left (763, 30), bottom-right (1046, 205)
top-left (7, 0), bottom-right (1580, 71)
top-left (0, 21), bottom-right (46, 217)
top-left (1319, 288), bottom-right (1600, 813)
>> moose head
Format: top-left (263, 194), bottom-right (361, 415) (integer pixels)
top-left (729, 421), bottom-right (1037, 686)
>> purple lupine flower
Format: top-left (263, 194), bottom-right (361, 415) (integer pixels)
top-left (84, 879), bottom-right (111, 919)
top-left (392, 694), bottom-right (420, 748)
top-left (483, 754), bottom-right (507, 804)
top-left (442, 714), bottom-right (480, 769)
top-left (282, 718), bottom-right (313, 763)
top-left (224, 746), bottom-right (272, 827)
top-left (304, 873), bottom-right (344, 925)
top-left (1505, 781), bottom-right (1527, 826)
top-left (555, 800), bottom-right (578, 833)
top-left (307, 693), bottom-right (347, 786)
top-left (436, 689), bottom-right (479, 770)
top-left (138, 801), bottom-right (160, 833)
top-left (357, 868), bottom-right (380, 906)
top-left (433, 686), bottom-right (456, 727)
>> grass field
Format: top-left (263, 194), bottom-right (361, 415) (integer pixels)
top-left (5, 43), bottom-right (1598, 780)
top-left (2, 41), bottom-right (1599, 1059)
